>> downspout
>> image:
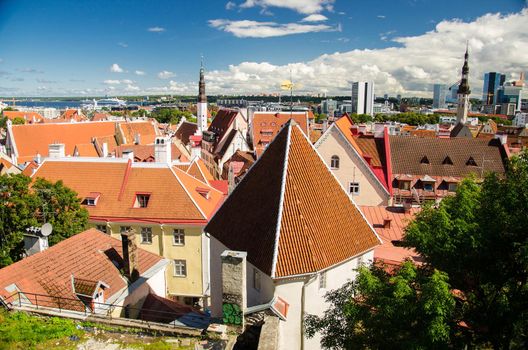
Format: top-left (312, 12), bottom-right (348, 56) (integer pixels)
top-left (159, 223), bottom-right (165, 257)
top-left (383, 126), bottom-right (393, 204)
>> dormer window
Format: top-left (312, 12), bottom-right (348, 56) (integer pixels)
top-left (466, 157), bottom-right (478, 166)
top-left (442, 156), bottom-right (453, 165)
top-left (82, 193), bottom-right (100, 206)
top-left (134, 193), bottom-right (150, 208)
top-left (420, 156), bottom-right (430, 164)
top-left (196, 187), bottom-right (210, 199)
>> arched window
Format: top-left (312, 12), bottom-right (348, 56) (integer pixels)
top-left (331, 155), bottom-right (340, 169)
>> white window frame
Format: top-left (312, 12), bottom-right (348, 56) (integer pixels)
top-left (319, 271), bottom-right (327, 289)
top-left (330, 155), bottom-right (340, 169)
top-left (349, 182), bottom-right (360, 196)
top-left (134, 194), bottom-right (150, 208)
top-left (173, 259), bottom-right (187, 277)
top-left (173, 229), bottom-right (185, 246)
top-left (95, 224), bottom-right (107, 234)
top-left (140, 227), bottom-right (152, 244)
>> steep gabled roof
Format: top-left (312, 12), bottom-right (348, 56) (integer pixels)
top-left (118, 121), bottom-right (160, 145)
top-left (208, 109), bottom-right (239, 141)
top-left (175, 121), bottom-right (198, 145)
top-left (205, 121), bottom-right (380, 278)
top-left (252, 112), bottom-right (309, 157)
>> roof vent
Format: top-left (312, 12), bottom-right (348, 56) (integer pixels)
top-left (466, 157), bottom-right (478, 166)
top-left (420, 156), bottom-right (430, 164)
top-left (442, 156), bottom-right (453, 165)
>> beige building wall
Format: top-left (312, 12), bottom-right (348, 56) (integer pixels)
top-left (316, 127), bottom-right (388, 206)
top-left (88, 222), bottom-right (204, 299)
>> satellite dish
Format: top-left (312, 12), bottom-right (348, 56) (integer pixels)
top-left (41, 223), bottom-right (53, 237)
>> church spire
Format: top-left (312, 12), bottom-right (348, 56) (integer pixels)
top-left (198, 55), bottom-right (206, 103)
top-left (456, 44), bottom-right (471, 124)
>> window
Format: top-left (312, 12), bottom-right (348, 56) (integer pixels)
top-left (140, 227), bottom-right (152, 244)
top-left (120, 226), bottom-right (131, 234)
top-left (319, 271), bottom-right (327, 289)
top-left (330, 155), bottom-right (340, 169)
top-left (85, 198), bottom-right (96, 206)
top-left (174, 260), bottom-right (187, 277)
top-left (399, 180), bottom-right (411, 191)
top-left (349, 182), bottom-right (360, 196)
top-left (96, 224), bottom-right (107, 234)
top-left (134, 194), bottom-right (150, 208)
top-left (253, 268), bottom-right (261, 291)
top-left (448, 183), bottom-right (458, 192)
top-left (173, 229), bottom-right (185, 245)
top-left (423, 183), bottom-right (434, 191)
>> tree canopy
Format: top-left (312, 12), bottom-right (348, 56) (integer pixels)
top-left (151, 108), bottom-right (194, 124)
top-left (0, 174), bottom-right (88, 267)
top-left (306, 152), bottom-right (528, 349)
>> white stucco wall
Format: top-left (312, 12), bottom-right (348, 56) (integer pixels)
top-left (316, 127), bottom-right (388, 206)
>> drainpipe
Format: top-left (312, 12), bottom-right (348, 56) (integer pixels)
top-left (159, 224), bottom-right (165, 256)
top-left (301, 275), bottom-right (316, 350)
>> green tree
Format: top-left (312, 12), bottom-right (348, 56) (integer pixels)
top-left (11, 117), bottom-right (26, 125)
top-left (0, 174), bottom-right (88, 267)
top-left (305, 262), bottom-right (456, 349)
top-left (404, 154), bottom-right (528, 349)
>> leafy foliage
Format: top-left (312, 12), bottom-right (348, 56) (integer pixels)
top-left (305, 262), bottom-right (456, 349)
top-left (151, 108), bottom-right (194, 124)
top-left (0, 174), bottom-right (88, 267)
top-left (374, 112), bottom-right (439, 125)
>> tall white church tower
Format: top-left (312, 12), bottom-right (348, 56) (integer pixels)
top-left (456, 45), bottom-right (471, 124)
top-left (197, 58), bottom-right (208, 134)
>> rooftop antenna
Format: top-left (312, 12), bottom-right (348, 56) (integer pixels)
top-left (280, 70), bottom-right (302, 116)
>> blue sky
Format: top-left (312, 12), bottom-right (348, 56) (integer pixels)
top-left (0, 0), bottom-right (526, 97)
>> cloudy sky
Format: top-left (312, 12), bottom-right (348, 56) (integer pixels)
top-left (0, 0), bottom-right (527, 97)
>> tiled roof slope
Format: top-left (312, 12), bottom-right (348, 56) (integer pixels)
top-left (3, 111), bottom-right (44, 123)
top-left (209, 109), bottom-right (238, 140)
top-left (118, 121), bottom-right (160, 145)
top-left (0, 229), bottom-right (162, 307)
top-left (175, 121), bottom-right (198, 145)
top-left (31, 160), bottom-right (224, 222)
top-left (114, 144), bottom-right (183, 162)
top-left (389, 136), bottom-right (507, 177)
top-left (187, 158), bottom-right (214, 184)
top-left (205, 121), bottom-right (380, 278)
top-left (252, 112), bottom-right (309, 157)
top-left (10, 121), bottom-right (117, 163)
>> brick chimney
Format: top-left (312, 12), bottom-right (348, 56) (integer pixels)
top-left (221, 250), bottom-right (247, 328)
top-left (121, 228), bottom-right (139, 282)
top-left (383, 217), bottom-right (392, 229)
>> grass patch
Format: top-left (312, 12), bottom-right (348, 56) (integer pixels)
top-left (0, 310), bottom-right (82, 350)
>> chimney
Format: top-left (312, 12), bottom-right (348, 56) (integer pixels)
top-left (358, 125), bottom-right (367, 135)
top-left (494, 133), bottom-right (508, 145)
top-left (121, 228), bottom-right (139, 282)
top-left (23, 226), bottom-right (50, 257)
top-left (34, 153), bottom-right (42, 164)
top-left (221, 250), bottom-right (247, 328)
top-left (102, 142), bottom-right (109, 157)
top-left (383, 217), bottom-right (392, 229)
top-left (48, 143), bottom-right (65, 158)
top-left (154, 136), bottom-right (172, 164)
top-left (134, 133), bottom-right (141, 145)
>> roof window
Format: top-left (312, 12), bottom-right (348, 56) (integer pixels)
top-left (466, 157), bottom-right (478, 166)
top-left (82, 193), bottom-right (100, 206)
top-left (442, 156), bottom-right (453, 165)
top-left (420, 156), bottom-right (430, 164)
top-left (134, 193), bottom-right (151, 208)
top-left (196, 187), bottom-right (210, 200)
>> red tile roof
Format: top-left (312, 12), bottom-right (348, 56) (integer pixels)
top-left (118, 121), bottom-right (160, 145)
top-left (206, 121), bottom-right (380, 278)
top-left (0, 229), bottom-right (163, 310)
top-left (360, 206), bottom-right (422, 266)
top-left (175, 121), bottom-right (198, 145)
top-left (3, 111), bottom-right (45, 124)
top-left (113, 144), bottom-right (183, 162)
top-left (31, 160), bottom-right (224, 223)
top-left (252, 112), bottom-right (309, 157)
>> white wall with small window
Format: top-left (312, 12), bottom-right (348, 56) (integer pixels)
top-left (173, 229), bottom-right (185, 245)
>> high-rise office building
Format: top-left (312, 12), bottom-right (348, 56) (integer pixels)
top-left (482, 72), bottom-right (506, 105)
top-left (351, 81), bottom-right (374, 116)
top-left (433, 84), bottom-right (447, 109)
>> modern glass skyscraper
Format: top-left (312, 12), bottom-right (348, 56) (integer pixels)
top-left (351, 81), bottom-right (374, 116)
top-left (433, 84), bottom-right (447, 109)
top-left (482, 72), bottom-right (506, 105)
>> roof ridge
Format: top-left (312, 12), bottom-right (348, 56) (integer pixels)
top-left (270, 122), bottom-right (292, 278)
top-left (169, 166), bottom-right (208, 220)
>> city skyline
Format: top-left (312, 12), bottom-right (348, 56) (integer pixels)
top-left (0, 0), bottom-right (527, 97)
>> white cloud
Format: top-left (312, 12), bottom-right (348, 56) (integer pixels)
top-left (121, 79), bottom-right (134, 84)
top-left (301, 14), bottom-right (328, 22)
top-left (103, 80), bottom-right (121, 85)
top-left (125, 84), bottom-right (140, 92)
top-left (110, 63), bottom-right (124, 73)
top-left (158, 70), bottom-right (176, 79)
top-left (226, 1), bottom-right (236, 10)
top-left (135, 70), bottom-right (146, 76)
top-left (148, 26), bottom-right (165, 32)
top-left (239, 0), bottom-right (334, 14)
top-left (377, 15), bottom-right (386, 19)
top-left (118, 42), bottom-right (128, 48)
top-left (209, 19), bottom-right (334, 38)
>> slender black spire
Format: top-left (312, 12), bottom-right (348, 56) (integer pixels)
top-left (198, 56), bottom-right (206, 103)
top-left (457, 44), bottom-right (471, 95)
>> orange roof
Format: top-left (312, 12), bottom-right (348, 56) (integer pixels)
top-left (3, 111), bottom-right (44, 124)
top-left (74, 143), bottom-right (98, 157)
top-left (92, 113), bottom-right (111, 121)
top-left (0, 229), bottom-right (163, 310)
top-left (9, 121), bottom-right (117, 164)
top-left (187, 158), bottom-right (214, 184)
top-left (252, 112), bottom-right (309, 157)
top-left (118, 121), bottom-right (159, 145)
top-left (360, 206), bottom-right (422, 265)
top-left (31, 159), bottom-right (224, 222)
top-left (206, 121), bottom-right (380, 278)
top-left (113, 144), bottom-right (183, 162)
top-left (60, 109), bottom-right (86, 121)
